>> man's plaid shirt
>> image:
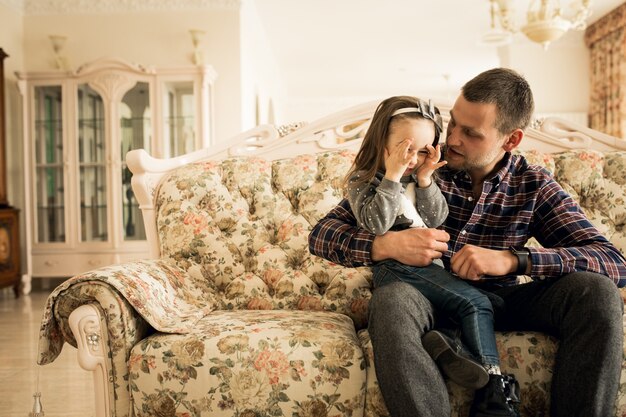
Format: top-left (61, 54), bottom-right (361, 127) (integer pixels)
top-left (308, 152), bottom-right (626, 289)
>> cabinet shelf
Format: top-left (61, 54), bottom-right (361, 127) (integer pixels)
top-left (78, 118), bottom-right (105, 128)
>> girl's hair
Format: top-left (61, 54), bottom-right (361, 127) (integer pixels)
top-left (344, 96), bottom-right (442, 189)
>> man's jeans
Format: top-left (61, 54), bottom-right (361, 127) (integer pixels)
top-left (368, 272), bottom-right (623, 417)
top-left (372, 259), bottom-right (500, 366)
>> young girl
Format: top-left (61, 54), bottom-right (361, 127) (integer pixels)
top-left (345, 96), bottom-right (504, 391)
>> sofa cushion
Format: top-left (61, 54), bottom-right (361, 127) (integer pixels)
top-left (128, 310), bottom-right (366, 416)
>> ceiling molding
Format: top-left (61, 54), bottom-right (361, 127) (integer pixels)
top-left (21, 0), bottom-right (240, 15)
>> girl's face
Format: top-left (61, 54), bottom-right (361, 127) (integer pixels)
top-left (385, 118), bottom-right (436, 175)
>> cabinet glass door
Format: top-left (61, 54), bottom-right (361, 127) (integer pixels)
top-left (120, 81), bottom-right (151, 241)
top-left (78, 84), bottom-right (107, 242)
top-left (163, 81), bottom-right (195, 157)
top-left (34, 85), bottom-right (65, 243)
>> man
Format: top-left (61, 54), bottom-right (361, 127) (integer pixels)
top-left (308, 68), bottom-right (626, 417)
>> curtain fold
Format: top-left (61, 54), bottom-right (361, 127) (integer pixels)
top-left (585, 3), bottom-right (626, 137)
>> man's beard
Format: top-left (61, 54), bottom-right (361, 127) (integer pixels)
top-left (444, 143), bottom-right (505, 172)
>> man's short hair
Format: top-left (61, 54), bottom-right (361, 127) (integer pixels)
top-left (462, 68), bottom-right (535, 134)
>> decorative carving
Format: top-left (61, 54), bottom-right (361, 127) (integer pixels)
top-left (75, 57), bottom-right (155, 77)
top-left (86, 333), bottom-right (100, 351)
top-left (23, 0), bottom-right (240, 15)
top-left (145, 175), bottom-right (160, 200)
top-left (83, 318), bottom-right (102, 353)
top-left (530, 118), bottom-right (545, 130)
top-left (88, 72), bottom-right (136, 103)
top-left (277, 122), bottom-right (306, 137)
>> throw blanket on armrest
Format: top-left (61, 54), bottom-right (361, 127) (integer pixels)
top-left (38, 259), bottom-right (219, 365)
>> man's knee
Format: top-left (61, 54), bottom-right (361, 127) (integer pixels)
top-left (563, 272), bottom-right (623, 319)
top-left (368, 281), bottom-right (435, 333)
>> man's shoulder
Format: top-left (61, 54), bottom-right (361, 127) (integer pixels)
top-left (510, 153), bottom-right (554, 182)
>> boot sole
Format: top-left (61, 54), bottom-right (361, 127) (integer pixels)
top-left (422, 330), bottom-right (490, 389)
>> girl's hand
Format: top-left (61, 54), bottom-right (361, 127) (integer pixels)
top-left (415, 144), bottom-right (447, 188)
top-left (384, 139), bottom-right (415, 182)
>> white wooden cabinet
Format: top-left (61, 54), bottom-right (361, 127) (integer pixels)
top-left (17, 58), bottom-right (217, 291)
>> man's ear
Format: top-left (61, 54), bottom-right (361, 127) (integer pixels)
top-left (502, 129), bottom-right (524, 152)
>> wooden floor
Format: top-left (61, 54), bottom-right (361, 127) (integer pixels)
top-left (0, 283), bottom-right (95, 417)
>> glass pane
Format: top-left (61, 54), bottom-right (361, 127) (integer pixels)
top-left (78, 84), bottom-right (107, 242)
top-left (163, 81), bottom-right (195, 157)
top-left (120, 82), bottom-right (150, 241)
top-left (80, 166), bottom-right (108, 241)
top-left (35, 166), bottom-right (65, 242)
top-left (34, 86), bottom-right (65, 243)
top-left (122, 166), bottom-right (145, 241)
top-left (78, 84), bottom-right (105, 163)
top-left (120, 82), bottom-right (151, 155)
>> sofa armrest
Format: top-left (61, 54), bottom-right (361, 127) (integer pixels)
top-left (69, 300), bottom-right (148, 417)
top-left (38, 258), bottom-right (215, 417)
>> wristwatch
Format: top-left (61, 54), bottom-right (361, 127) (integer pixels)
top-left (509, 246), bottom-right (530, 275)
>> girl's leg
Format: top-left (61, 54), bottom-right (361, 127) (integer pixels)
top-left (374, 259), bottom-right (499, 366)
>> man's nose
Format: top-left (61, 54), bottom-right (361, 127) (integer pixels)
top-left (446, 125), bottom-right (459, 146)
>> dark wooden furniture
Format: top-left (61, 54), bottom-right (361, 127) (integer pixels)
top-left (0, 48), bottom-right (21, 296)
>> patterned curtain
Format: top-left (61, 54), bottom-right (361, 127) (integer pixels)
top-left (585, 4), bottom-right (626, 137)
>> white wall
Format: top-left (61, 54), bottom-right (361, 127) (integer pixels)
top-left (239, 0), bottom-right (285, 130)
top-left (279, 36), bottom-right (592, 127)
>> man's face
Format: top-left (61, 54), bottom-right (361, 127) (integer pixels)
top-left (444, 95), bottom-right (508, 179)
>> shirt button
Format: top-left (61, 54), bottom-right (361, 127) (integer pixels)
top-left (461, 230), bottom-right (467, 235)
top-left (468, 196), bottom-right (474, 202)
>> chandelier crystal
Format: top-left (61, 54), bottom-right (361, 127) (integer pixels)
top-left (483, 0), bottom-right (592, 49)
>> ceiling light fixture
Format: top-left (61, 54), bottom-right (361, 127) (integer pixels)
top-left (482, 0), bottom-right (592, 49)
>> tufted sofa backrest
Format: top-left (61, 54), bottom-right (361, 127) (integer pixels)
top-left (155, 150), bottom-right (372, 328)
top-left (154, 148), bottom-right (626, 325)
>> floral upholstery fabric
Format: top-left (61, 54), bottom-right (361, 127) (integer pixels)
top-left (38, 148), bottom-right (626, 417)
top-left (129, 310), bottom-right (365, 416)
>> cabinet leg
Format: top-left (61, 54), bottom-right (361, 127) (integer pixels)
top-left (12, 280), bottom-right (20, 298)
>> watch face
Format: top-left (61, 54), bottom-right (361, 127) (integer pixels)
top-left (0, 227), bottom-right (9, 263)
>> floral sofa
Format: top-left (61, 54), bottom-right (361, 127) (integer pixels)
top-left (37, 103), bottom-right (626, 417)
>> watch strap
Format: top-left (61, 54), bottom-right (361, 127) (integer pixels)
top-left (509, 246), bottom-right (530, 275)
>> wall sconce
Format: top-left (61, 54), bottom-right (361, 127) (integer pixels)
top-left (189, 29), bottom-right (206, 66)
top-left (49, 35), bottom-right (68, 70)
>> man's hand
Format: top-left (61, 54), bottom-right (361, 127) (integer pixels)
top-left (372, 227), bottom-right (450, 266)
top-left (450, 244), bottom-right (518, 280)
